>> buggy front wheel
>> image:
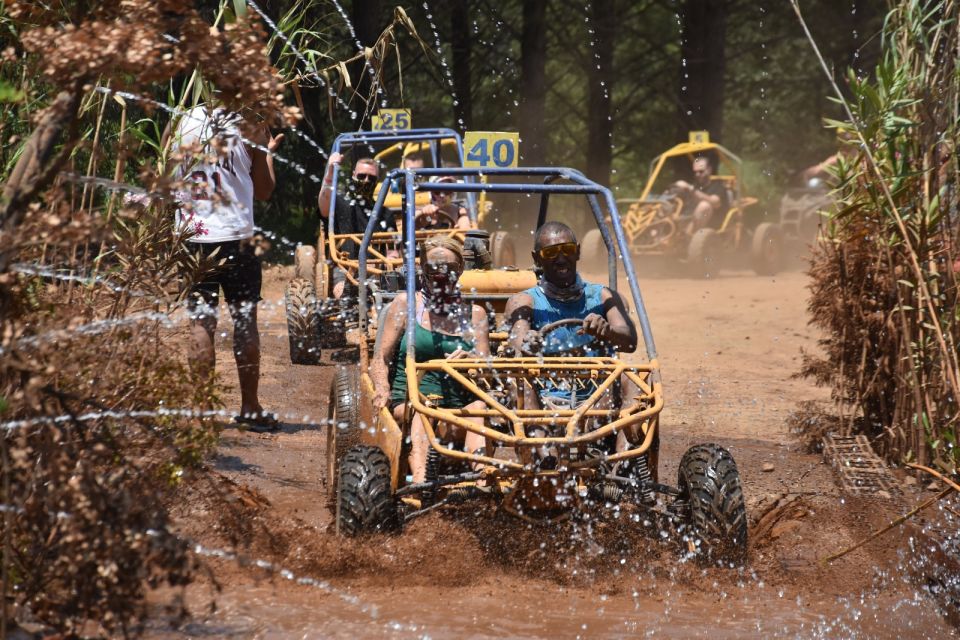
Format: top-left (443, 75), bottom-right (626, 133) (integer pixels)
top-left (336, 446), bottom-right (399, 536)
top-left (676, 443), bottom-right (748, 564)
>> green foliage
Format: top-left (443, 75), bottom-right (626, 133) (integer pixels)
top-left (803, 0), bottom-right (959, 471)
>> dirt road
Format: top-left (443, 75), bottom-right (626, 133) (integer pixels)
top-left (151, 264), bottom-right (957, 638)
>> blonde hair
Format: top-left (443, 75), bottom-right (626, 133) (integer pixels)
top-left (422, 236), bottom-right (464, 269)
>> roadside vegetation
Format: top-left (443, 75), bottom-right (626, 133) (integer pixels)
top-left (0, 0), bottom-right (416, 634)
top-left (800, 0), bottom-right (959, 472)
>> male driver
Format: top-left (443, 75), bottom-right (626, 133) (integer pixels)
top-left (416, 175), bottom-right (471, 230)
top-left (172, 104), bottom-right (282, 432)
top-left (318, 153), bottom-right (395, 298)
top-left (505, 221), bottom-right (637, 409)
top-left (402, 150), bottom-right (427, 170)
top-left (672, 156), bottom-right (729, 232)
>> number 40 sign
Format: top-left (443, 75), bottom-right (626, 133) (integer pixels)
top-left (463, 131), bottom-right (519, 168)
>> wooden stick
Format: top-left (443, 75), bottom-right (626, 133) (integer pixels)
top-left (823, 486), bottom-right (954, 564)
top-left (906, 462), bottom-right (960, 493)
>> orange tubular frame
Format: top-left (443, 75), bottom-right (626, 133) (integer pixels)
top-left (404, 355), bottom-right (663, 475)
top-left (327, 227), bottom-right (468, 284)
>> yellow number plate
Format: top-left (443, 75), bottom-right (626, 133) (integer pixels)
top-left (463, 131), bottom-right (519, 168)
top-left (371, 109), bottom-right (412, 131)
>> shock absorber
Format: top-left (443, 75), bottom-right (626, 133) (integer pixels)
top-left (618, 456), bottom-right (655, 506)
top-left (632, 454), bottom-right (656, 506)
top-left (421, 448), bottom-right (441, 507)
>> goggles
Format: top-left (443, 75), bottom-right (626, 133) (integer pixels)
top-left (537, 242), bottom-right (578, 261)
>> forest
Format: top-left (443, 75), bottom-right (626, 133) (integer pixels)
top-left (2, 0), bottom-right (959, 636)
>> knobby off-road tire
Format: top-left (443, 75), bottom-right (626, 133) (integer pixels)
top-left (285, 278), bottom-right (321, 365)
top-left (490, 230), bottom-right (517, 268)
top-left (677, 443), bottom-right (748, 565)
top-left (336, 446), bottom-right (398, 536)
top-left (751, 222), bottom-right (784, 276)
top-left (687, 228), bottom-right (720, 279)
top-left (325, 365), bottom-right (363, 505)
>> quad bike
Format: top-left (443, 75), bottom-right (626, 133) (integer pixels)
top-left (285, 128), bottom-right (517, 365)
top-left (582, 132), bottom-right (783, 278)
top-left (778, 175), bottom-right (833, 257)
top-left (326, 166), bottom-right (749, 565)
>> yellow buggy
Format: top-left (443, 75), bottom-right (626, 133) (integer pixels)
top-left (325, 166), bottom-right (749, 564)
top-left (285, 128), bottom-right (517, 364)
top-left (582, 133), bottom-right (783, 278)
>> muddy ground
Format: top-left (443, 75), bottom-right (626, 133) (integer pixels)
top-left (148, 263), bottom-right (958, 638)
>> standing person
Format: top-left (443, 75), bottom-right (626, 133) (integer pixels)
top-left (672, 156), bottom-right (729, 232)
top-left (318, 153), bottom-right (396, 299)
top-left (172, 105), bottom-right (283, 432)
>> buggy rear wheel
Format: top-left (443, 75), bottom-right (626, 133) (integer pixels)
top-left (581, 229), bottom-right (607, 270)
top-left (677, 443), bottom-right (748, 564)
top-left (751, 222), bottom-right (783, 276)
top-left (336, 446), bottom-right (398, 536)
top-left (490, 230), bottom-right (517, 268)
top-left (325, 365), bottom-right (363, 505)
top-left (285, 278), bottom-right (321, 365)
top-left (687, 228), bottom-right (720, 278)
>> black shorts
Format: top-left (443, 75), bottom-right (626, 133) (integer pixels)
top-left (187, 240), bottom-right (262, 318)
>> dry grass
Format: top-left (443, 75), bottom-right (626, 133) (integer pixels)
top-left (796, 0), bottom-right (959, 470)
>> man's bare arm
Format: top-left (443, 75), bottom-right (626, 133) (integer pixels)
top-left (504, 292), bottom-right (534, 352)
top-left (600, 288), bottom-right (637, 352)
top-left (317, 153), bottom-right (342, 218)
top-left (250, 128), bottom-right (282, 201)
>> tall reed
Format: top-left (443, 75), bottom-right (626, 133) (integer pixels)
top-left (799, 0), bottom-right (959, 471)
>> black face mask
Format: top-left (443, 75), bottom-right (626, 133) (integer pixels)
top-left (352, 176), bottom-right (376, 201)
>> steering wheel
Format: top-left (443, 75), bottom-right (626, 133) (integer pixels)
top-left (529, 318), bottom-right (597, 356)
top-left (416, 203), bottom-right (460, 229)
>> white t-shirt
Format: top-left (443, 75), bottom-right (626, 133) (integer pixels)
top-left (172, 106), bottom-right (255, 242)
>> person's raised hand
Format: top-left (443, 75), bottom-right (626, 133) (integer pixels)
top-left (267, 132), bottom-right (284, 152)
top-left (329, 152), bottom-right (343, 167)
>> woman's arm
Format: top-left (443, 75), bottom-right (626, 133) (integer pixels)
top-left (472, 304), bottom-right (490, 357)
top-left (370, 293), bottom-right (407, 408)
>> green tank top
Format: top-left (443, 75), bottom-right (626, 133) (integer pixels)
top-left (390, 299), bottom-right (475, 408)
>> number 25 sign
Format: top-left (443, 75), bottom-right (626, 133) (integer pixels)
top-left (371, 109), bottom-right (411, 131)
top-left (463, 131), bottom-right (519, 168)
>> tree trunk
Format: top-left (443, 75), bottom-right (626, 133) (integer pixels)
top-left (518, 0), bottom-right (548, 165)
top-left (450, 0), bottom-right (472, 131)
top-left (351, 0), bottom-right (383, 106)
top-left (678, 0), bottom-right (727, 140)
top-left (586, 0), bottom-right (616, 185)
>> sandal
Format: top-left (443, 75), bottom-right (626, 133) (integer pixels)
top-left (234, 411), bottom-right (281, 433)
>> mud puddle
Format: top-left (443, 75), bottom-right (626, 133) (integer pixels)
top-left (146, 268), bottom-right (958, 637)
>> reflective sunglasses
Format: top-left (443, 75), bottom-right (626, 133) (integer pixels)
top-left (354, 173), bottom-right (378, 183)
top-left (537, 242), bottom-right (578, 261)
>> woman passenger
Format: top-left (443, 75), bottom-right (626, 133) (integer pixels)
top-left (371, 237), bottom-right (488, 483)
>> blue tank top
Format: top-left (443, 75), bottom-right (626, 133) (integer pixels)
top-left (525, 282), bottom-right (610, 403)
